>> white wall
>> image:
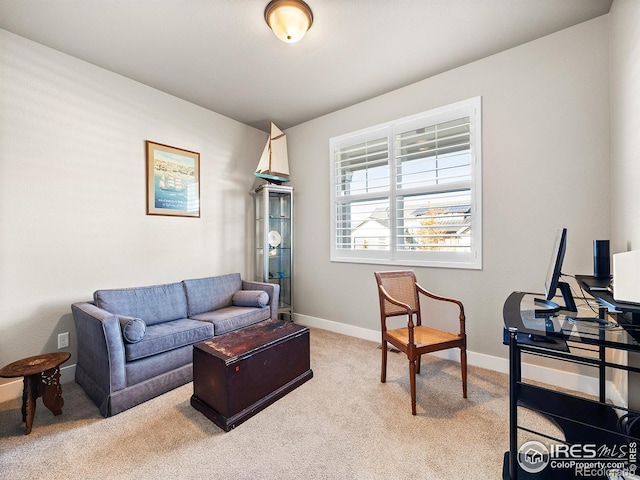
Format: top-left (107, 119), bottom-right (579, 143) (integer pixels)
top-left (288, 16), bottom-right (611, 362)
top-left (611, 0), bottom-right (640, 252)
top-left (0, 29), bottom-right (267, 390)
top-left (610, 0), bottom-right (640, 407)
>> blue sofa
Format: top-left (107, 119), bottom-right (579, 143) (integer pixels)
top-left (71, 273), bottom-right (279, 417)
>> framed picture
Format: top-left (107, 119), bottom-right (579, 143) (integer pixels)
top-left (146, 141), bottom-right (200, 217)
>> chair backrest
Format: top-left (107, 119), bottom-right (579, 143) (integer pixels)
top-left (374, 270), bottom-right (420, 317)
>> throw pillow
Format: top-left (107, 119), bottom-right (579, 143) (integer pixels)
top-left (232, 290), bottom-right (269, 308)
top-left (118, 316), bottom-right (146, 343)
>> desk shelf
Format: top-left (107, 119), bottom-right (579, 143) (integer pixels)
top-left (502, 452), bottom-right (579, 480)
top-left (517, 383), bottom-right (621, 445)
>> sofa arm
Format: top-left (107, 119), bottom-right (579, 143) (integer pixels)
top-left (242, 280), bottom-right (280, 321)
top-left (71, 302), bottom-right (127, 395)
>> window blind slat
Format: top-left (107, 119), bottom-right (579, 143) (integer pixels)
top-left (334, 136), bottom-right (390, 197)
top-left (395, 116), bottom-right (471, 193)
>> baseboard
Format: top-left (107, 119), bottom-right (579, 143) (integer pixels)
top-left (295, 314), bottom-right (381, 343)
top-left (294, 313), bottom-right (625, 404)
top-left (0, 364), bottom-right (76, 404)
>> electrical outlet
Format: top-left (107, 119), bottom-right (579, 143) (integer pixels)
top-left (58, 332), bottom-right (69, 349)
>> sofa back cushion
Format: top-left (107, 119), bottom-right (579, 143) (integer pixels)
top-left (183, 273), bottom-right (242, 316)
top-left (94, 282), bottom-right (187, 326)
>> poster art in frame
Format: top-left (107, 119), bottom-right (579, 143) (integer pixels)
top-left (146, 141), bottom-right (200, 217)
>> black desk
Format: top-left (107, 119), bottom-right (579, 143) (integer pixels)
top-left (504, 290), bottom-right (640, 353)
top-left (503, 288), bottom-right (640, 480)
top-left (576, 274), bottom-right (640, 343)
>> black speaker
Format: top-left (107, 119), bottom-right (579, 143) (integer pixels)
top-left (593, 240), bottom-right (610, 279)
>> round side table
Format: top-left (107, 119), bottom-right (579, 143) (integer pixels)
top-left (0, 352), bottom-right (71, 434)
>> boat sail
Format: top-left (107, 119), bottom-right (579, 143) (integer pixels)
top-left (254, 122), bottom-right (290, 184)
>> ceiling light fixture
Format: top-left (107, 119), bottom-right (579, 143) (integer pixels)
top-left (264, 0), bottom-right (313, 44)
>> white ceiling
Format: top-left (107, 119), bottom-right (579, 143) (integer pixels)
top-left (0, 0), bottom-right (613, 132)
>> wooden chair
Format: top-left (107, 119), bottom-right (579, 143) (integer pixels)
top-left (374, 270), bottom-right (467, 415)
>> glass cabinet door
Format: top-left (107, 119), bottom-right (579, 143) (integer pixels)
top-left (254, 184), bottom-right (293, 321)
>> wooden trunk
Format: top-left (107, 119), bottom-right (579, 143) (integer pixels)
top-left (191, 320), bottom-right (312, 431)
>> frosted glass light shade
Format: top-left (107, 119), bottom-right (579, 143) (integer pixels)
top-left (265, 0), bottom-right (313, 43)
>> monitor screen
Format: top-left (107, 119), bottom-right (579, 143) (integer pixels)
top-left (545, 228), bottom-right (567, 301)
top-left (535, 227), bottom-right (577, 313)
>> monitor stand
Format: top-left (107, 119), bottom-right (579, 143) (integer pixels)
top-left (534, 281), bottom-right (577, 314)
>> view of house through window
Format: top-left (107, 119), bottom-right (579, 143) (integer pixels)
top-left (330, 97), bottom-right (482, 269)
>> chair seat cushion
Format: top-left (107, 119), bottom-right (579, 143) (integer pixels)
top-left (124, 318), bottom-right (213, 361)
top-left (190, 306), bottom-right (270, 335)
top-left (385, 326), bottom-right (462, 351)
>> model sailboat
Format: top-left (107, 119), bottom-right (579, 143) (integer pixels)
top-left (255, 122), bottom-right (290, 184)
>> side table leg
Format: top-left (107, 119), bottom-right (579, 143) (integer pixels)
top-left (23, 374), bottom-right (39, 435)
top-left (41, 366), bottom-right (64, 415)
top-left (21, 376), bottom-right (28, 422)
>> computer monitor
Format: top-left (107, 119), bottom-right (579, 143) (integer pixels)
top-left (535, 228), bottom-right (577, 313)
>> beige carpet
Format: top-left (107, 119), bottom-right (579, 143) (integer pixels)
top-left (0, 327), bottom-right (558, 479)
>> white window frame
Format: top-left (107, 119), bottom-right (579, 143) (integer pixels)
top-left (329, 97), bottom-right (482, 270)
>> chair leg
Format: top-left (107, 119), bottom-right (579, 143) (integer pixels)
top-left (416, 355), bottom-right (421, 374)
top-left (461, 346), bottom-right (468, 399)
top-left (381, 340), bottom-right (387, 383)
top-left (409, 358), bottom-right (417, 415)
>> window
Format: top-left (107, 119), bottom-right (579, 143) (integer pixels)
top-left (330, 97), bottom-right (482, 269)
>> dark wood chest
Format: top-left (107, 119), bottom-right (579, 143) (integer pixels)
top-left (191, 320), bottom-right (312, 431)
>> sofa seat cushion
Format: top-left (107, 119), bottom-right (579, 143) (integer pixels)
top-left (190, 306), bottom-right (270, 335)
top-left (94, 282), bottom-right (188, 326)
top-left (125, 344), bottom-right (193, 387)
top-left (124, 318), bottom-right (213, 362)
top-left (183, 274), bottom-right (242, 316)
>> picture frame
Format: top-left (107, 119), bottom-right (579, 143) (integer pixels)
top-left (146, 141), bottom-right (200, 217)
